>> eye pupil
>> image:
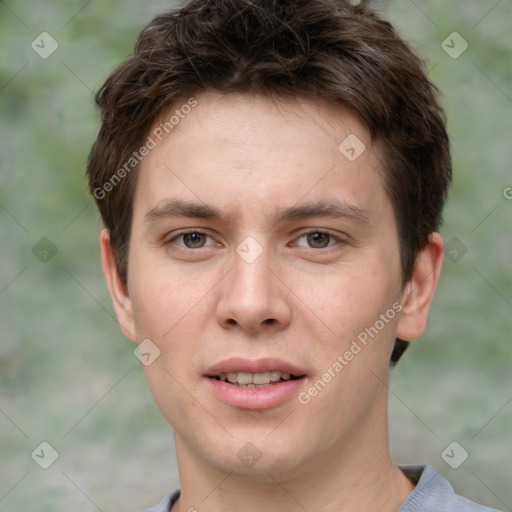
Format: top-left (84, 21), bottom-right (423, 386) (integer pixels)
top-left (307, 232), bottom-right (330, 248)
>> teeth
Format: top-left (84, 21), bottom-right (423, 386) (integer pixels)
top-left (253, 372), bottom-right (270, 384)
top-left (217, 371), bottom-right (294, 385)
top-left (269, 371), bottom-right (281, 382)
top-left (237, 372), bottom-right (253, 385)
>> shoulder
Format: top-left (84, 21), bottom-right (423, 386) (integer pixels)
top-left (138, 489), bottom-right (180, 512)
top-left (399, 464), bottom-right (503, 512)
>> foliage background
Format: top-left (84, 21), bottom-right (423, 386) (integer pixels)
top-left (0, 1), bottom-right (510, 511)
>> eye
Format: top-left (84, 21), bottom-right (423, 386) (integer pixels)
top-left (296, 231), bottom-right (338, 249)
top-left (168, 230), bottom-right (214, 249)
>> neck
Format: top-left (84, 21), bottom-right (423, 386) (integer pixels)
top-left (172, 401), bottom-right (415, 512)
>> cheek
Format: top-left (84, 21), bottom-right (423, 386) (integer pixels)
top-left (128, 261), bottom-right (215, 340)
top-left (129, 265), bottom-right (215, 400)
top-left (299, 270), bottom-right (400, 426)
top-left (302, 268), bottom-right (402, 393)
top-left (142, 363), bottom-right (205, 441)
top-left (296, 264), bottom-right (398, 335)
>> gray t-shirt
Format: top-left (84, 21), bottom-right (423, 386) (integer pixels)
top-left (139, 464), bottom-right (502, 512)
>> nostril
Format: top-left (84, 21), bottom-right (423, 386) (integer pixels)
top-left (264, 318), bottom-right (275, 324)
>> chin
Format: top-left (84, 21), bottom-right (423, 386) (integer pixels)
top-left (215, 452), bottom-right (306, 483)
top-left (200, 430), bottom-right (313, 482)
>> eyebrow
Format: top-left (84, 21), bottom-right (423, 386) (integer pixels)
top-left (144, 199), bottom-right (235, 226)
top-left (144, 198), bottom-right (371, 228)
top-left (273, 200), bottom-right (371, 226)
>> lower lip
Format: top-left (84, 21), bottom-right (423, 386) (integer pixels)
top-left (205, 377), bottom-right (305, 410)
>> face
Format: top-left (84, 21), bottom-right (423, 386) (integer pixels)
top-left (102, 92), bottom-right (442, 482)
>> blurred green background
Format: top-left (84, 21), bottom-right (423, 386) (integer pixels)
top-left (0, 1), bottom-right (510, 511)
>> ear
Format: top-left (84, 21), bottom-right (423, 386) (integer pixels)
top-left (100, 228), bottom-right (137, 342)
top-left (396, 232), bottom-right (444, 341)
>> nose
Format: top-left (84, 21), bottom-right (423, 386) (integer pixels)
top-left (215, 242), bottom-right (292, 334)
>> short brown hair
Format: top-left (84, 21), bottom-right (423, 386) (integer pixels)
top-left (87, 0), bottom-right (451, 362)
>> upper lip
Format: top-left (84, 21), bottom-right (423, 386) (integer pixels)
top-left (205, 358), bottom-right (306, 377)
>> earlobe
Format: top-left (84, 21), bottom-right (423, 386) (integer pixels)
top-left (396, 232), bottom-right (444, 342)
top-left (100, 229), bottom-right (138, 342)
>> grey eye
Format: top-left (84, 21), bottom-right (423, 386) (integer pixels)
top-left (306, 232), bottom-right (331, 248)
top-left (183, 232), bottom-right (207, 248)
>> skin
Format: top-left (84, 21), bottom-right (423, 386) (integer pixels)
top-left (101, 92), bottom-right (444, 512)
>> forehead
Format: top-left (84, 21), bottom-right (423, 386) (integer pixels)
top-left (134, 92), bottom-right (389, 225)
top-left (150, 92), bottom-right (371, 163)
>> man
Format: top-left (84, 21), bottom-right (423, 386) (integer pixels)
top-left (87, 1), bottom-right (501, 510)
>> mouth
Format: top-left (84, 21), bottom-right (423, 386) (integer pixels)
top-left (205, 358), bottom-right (306, 409)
